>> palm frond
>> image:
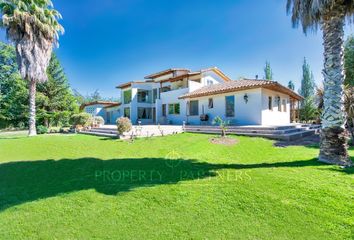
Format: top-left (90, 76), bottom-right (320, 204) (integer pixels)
top-left (287, 0), bottom-right (354, 33)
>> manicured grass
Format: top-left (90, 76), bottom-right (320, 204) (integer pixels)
top-left (0, 133), bottom-right (353, 239)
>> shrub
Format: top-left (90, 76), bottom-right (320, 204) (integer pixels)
top-left (17, 122), bottom-right (26, 129)
top-left (70, 113), bottom-right (92, 127)
top-left (60, 127), bottom-right (71, 134)
top-left (37, 125), bottom-right (48, 135)
top-left (49, 127), bottom-right (61, 133)
top-left (93, 116), bottom-right (104, 126)
top-left (116, 117), bottom-right (132, 135)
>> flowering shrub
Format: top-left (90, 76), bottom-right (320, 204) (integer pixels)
top-left (94, 116), bottom-right (104, 126)
top-left (116, 117), bottom-right (132, 135)
top-left (71, 113), bottom-right (92, 127)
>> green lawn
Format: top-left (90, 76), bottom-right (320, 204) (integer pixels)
top-left (0, 133), bottom-right (353, 239)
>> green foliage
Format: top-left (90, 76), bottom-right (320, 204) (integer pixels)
top-left (344, 35), bottom-right (354, 86)
top-left (70, 112), bottom-right (92, 127)
top-left (300, 97), bottom-right (318, 123)
top-left (48, 127), bottom-right (61, 133)
top-left (116, 117), bottom-right (132, 135)
top-left (288, 80), bottom-right (295, 90)
top-left (0, 0), bottom-right (64, 42)
top-left (72, 89), bottom-right (119, 106)
top-left (0, 42), bottom-right (28, 128)
top-left (263, 61), bottom-right (273, 80)
top-left (212, 116), bottom-right (230, 137)
top-left (36, 125), bottom-right (48, 135)
top-left (0, 42), bottom-right (79, 129)
top-left (299, 58), bottom-right (315, 99)
top-left (36, 53), bottom-right (79, 127)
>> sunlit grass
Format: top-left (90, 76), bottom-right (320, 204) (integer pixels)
top-left (0, 133), bottom-right (353, 239)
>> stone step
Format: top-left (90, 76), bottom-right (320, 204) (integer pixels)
top-left (184, 125), bottom-right (298, 131)
top-left (184, 127), bottom-right (303, 135)
top-left (80, 131), bottom-right (118, 138)
top-left (185, 129), bottom-right (316, 141)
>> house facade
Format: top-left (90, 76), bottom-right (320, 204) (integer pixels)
top-left (83, 67), bottom-right (302, 126)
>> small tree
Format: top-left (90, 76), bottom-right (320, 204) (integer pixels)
top-left (212, 116), bottom-right (229, 137)
top-left (116, 117), bottom-right (132, 135)
top-left (264, 61), bottom-right (273, 80)
top-left (300, 97), bottom-right (318, 123)
top-left (288, 80), bottom-right (295, 90)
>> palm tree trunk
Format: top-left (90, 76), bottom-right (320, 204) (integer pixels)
top-left (319, 8), bottom-right (351, 166)
top-left (28, 80), bottom-right (37, 136)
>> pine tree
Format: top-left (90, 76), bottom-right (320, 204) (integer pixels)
top-left (263, 61), bottom-right (273, 80)
top-left (36, 54), bottom-right (79, 127)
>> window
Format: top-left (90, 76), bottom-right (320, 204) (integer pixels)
top-left (207, 79), bottom-right (213, 86)
top-left (189, 100), bottom-right (199, 116)
top-left (225, 96), bottom-right (235, 117)
top-left (138, 107), bottom-right (152, 119)
top-left (168, 103), bottom-right (180, 115)
top-left (268, 96), bottom-right (272, 110)
top-left (124, 107), bottom-right (130, 118)
top-left (208, 98), bottom-right (214, 109)
top-left (277, 97), bottom-right (281, 111)
top-left (162, 104), bottom-right (167, 117)
top-left (161, 86), bottom-right (171, 93)
top-left (282, 99), bottom-right (286, 112)
top-left (153, 89), bottom-right (158, 103)
top-left (137, 89), bottom-right (152, 103)
top-left (123, 90), bottom-right (132, 104)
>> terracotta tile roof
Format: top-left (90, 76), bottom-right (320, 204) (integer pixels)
top-left (80, 101), bottom-right (118, 110)
top-left (179, 79), bottom-right (303, 100)
top-left (104, 102), bottom-right (121, 109)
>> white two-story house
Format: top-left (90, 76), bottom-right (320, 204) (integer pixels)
top-left (113, 67), bottom-right (302, 126)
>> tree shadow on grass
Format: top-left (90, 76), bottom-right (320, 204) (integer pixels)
top-left (0, 157), bottom-right (352, 212)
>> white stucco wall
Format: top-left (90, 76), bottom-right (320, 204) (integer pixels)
top-left (185, 88), bottom-right (262, 125)
top-left (261, 88), bottom-right (291, 125)
top-left (160, 88), bottom-right (189, 124)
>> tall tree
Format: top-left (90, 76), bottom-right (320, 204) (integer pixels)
top-left (0, 0), bottom-right (64, 136)
top-left (299, 58), bottom-right (315, 99)
top-left (263, 61), bottom-right (273, 80)
top-left (344, 35), bottom-right (354, 86)
top-left (288, 80), bottom-right (295, 90)
top-left (36, 53), bottom-right (79, 127)
top-left (0, 41), bottom-right (28, 128)
top-left (287, 0), bottom-right (353, 166)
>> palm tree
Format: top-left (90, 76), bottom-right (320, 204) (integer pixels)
top-left (287, 0), bottom-right (353, 166)
top-left (0, 0), bottom-right (64, 136)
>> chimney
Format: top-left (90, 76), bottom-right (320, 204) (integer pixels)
top-left (255, 75), bottom-right (259, 80)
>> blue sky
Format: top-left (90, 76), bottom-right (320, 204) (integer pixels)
top-left (1, 0), bottom-right (354, 98)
